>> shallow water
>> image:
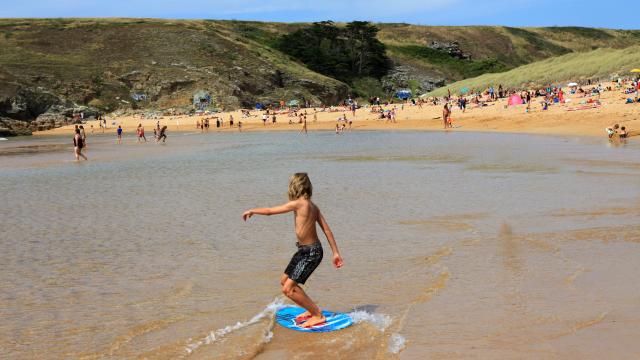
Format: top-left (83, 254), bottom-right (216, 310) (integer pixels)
top-left (1, 131), bottom-right (639, 359)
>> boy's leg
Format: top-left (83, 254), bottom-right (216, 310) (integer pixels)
top-left (281, 273), bottom-right (311, 322)
top-left (282, 278), bottom-right (325, 327)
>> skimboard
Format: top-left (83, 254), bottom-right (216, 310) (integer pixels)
top-left (275, 306), bottom-right (353, 333)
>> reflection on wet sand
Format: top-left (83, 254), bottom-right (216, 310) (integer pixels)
top-left (0, 143), bottom-right (70, 156)
top-left (2, 131), bottom-right (640, 359)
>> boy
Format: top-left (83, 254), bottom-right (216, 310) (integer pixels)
top-left (242, 173), bottom-right (343, 328)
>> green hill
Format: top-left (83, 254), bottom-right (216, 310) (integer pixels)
top-left (0, 18), bottom-right (639, 135)
top-left (427, 46), bottom-right (640, 96)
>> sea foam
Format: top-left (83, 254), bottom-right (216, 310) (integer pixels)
top-left (388, 333), bottom-right (407, 353)
top-left (185, 297), bottom-right (285, 355)
top-left (348, 310), bottom-right (393, 331)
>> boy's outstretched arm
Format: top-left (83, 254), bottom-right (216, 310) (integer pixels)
top-left (243, 201), bottom-right (297, 221)
top-left (317, 211), bottom-right (343, 268)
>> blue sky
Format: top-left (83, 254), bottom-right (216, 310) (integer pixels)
top-left (0, 0), bottom-right (637, 29)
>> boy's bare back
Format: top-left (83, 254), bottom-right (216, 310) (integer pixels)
top-left (292, 198), bottom-right (323, 246)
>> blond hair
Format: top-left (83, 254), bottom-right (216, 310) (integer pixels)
top-left (288, 173), bottom-right (313, 200)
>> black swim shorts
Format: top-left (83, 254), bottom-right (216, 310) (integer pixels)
top-left (284, 242), bottom-right (323, 285)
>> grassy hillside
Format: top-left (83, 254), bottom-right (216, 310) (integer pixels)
top-left (1, 18), bottom-right (639, 120)
top-left (209, 21), bottom-right (640, 84)
top-left (0, 18), bottom-right (348, 114)
top-left (427, 46), bottom-right (640, 96)
top-left (376, 24), bottom-right (640, 82)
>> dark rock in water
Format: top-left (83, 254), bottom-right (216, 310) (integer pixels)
top-left (0, 87), bottom-right (101, 135)
top-left (428, 41), bottom-right (471, 60)
top-left (32, 105), bottom-right (101, 131)
top-left (0, 88), bottom-right (62, 121)
top-left (0, 117), bottom-right (33, 136)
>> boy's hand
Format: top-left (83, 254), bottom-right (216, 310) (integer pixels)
top-left (242, 210), bottom-right (253, 221)
top-left (333, 254), bottom-right (344, 268)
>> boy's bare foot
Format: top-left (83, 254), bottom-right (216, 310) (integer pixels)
top-left (295, 311), bottom-right (312, 324)
top-left (296, 311), bottom-right (318, 325)
top-left (301, 315), bottom-right (326, 328)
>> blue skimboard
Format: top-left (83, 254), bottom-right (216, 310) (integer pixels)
top-left (275, 306), bottom-right (353, 333)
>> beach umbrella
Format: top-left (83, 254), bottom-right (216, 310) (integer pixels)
top-left (508, 94), bottom-right (523, 106)
top-left (631, 69), bottom-right (640, 73)
top-left (460, 87), bottom-right (469, 94)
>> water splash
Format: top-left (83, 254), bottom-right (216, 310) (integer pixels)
top-left (388, 333), bottom-right (406, 354)
top-left (184, 297), bottom-right (285, 355)
top-left (348, 310), bottom-right (393, 331)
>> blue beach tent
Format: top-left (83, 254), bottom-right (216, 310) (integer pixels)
top-left (395, 90), bottom-right (412, 100)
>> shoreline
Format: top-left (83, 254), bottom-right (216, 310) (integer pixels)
top-left (31, 85), bottom-right (639, 140)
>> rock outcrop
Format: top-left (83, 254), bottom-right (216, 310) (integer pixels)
top-left (428, 41), bottom-right (472, 60)
top-left (382, 66), bottom-right (446, 94)
top-left (0, 88), bottom-right (102, 135)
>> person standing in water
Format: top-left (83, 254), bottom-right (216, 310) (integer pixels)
top-left (300, 116), bottom-right (308, 135)
top-left (157, 126), bottom-right (167, 142)
top-left (443, 104), bottom-right (451, 129)
top-left (73, 128), bottom-right (87, 161)
top-left (117, 125), bottom-right (123, 144)
top-left (79, 125), bottom-right (87, 149)
top-left (242, 173), bottom-right (343, 328)
top-left (137, 123), bottom-right (147, 142)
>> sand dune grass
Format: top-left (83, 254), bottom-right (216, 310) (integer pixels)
top-left (428, 46), bottom-right (640, 96)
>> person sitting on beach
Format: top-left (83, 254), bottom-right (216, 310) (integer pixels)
top-left (242, 173), bottom-right (343, 328)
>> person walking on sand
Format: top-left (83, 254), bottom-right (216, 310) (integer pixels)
top-left (73, 128), bottom-right (87, 161)
top-left (242, 173), bottom-right (343, 328)
top-left (117, 125), bottom-right (123, 144)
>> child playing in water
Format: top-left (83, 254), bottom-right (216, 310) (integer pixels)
top-left (242, 173), bottom-right (343, 328)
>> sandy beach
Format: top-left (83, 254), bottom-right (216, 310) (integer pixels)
top-left (34, 83), bottom-right (640, 139)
